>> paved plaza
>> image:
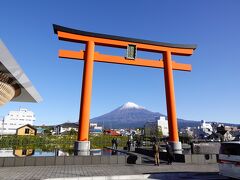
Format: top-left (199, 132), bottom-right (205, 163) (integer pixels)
top-left (0, 163), bottom-right (228, 180)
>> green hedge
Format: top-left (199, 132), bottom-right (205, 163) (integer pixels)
top-left (0, 135), bottom-right (128, 150)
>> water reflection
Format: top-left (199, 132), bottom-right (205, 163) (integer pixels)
top-left (0, 148), bottom-right (123, 157)
top-left (0, 149), bottom-right (14, 157)
top-left (90, 149), bottom-right (102, 156)
top-left (111, 150), bottom-right (117, 155)
top-left (13, 149), bottom-right (34, 157)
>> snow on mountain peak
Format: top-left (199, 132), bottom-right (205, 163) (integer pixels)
top-left (120, 102), bottom-right (144, 110)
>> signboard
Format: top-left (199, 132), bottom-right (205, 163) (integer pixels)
top-left (126, 44), bottom-right (137, 60)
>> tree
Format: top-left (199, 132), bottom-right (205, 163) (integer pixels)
top-left (156, 127), bottom-right (163, 139)
top-left (68, 129), bottom-right (77, 136)
top-left (43, 128), bottom-right (52, 136)
top-left (179, 134), bottom-right (193, 144)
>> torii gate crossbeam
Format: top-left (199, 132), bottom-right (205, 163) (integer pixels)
top-left (53, 24), bottom-right (197, 154)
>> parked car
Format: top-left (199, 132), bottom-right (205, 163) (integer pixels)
top-left (218, 141), bottom-right (240, 179)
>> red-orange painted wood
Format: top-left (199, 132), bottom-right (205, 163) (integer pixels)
top-left (78, 41), bottom-right (94, 141)
top-left (59, 50), bottom-right (192, 71)
top-left (57, 31), bottom-right (194, 56)
top-left (163, 51), bottom-right (179, 142)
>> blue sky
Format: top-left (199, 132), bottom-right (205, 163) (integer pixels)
top-left (0, 0), bottom-right (240, 125)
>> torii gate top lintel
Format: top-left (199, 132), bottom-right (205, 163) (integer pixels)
top-left (53, 24), bottom-right (196, 71)
top-left (53, 24), bottom-right (196, 52)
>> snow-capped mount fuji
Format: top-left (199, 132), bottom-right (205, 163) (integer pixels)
top-left (119, 102), bottom-right (144, 110)
top-left (91, 102), bottom-right (164, 128)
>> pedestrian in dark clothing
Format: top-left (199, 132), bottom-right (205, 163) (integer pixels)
top-left (126, 140), bottom-right (131, 152)
top-left (115, 138), bottom-right (118, 150)
top-left (136, 139), bottom-right (140, 148)
top-left (153, 142), bottom-right (160, 166)
top-left (166, 142), bottom-right (174, 165)
top-left (112, 138), bottom-right (116, 149)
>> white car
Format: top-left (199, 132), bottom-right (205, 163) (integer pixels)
top-left (218, 141), bottom-right (240, 179)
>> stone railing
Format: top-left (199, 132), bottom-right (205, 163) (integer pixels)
top-left (135, 147), bottom-right (218, 164)
top-left (0, 155), bottom-right (127, 167)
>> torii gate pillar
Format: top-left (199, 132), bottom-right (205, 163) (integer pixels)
top-left (74, 41), bottom-right (95, 155)
top-left (163, 51), bottom-right (182, 153)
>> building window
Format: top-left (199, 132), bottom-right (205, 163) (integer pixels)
top-left (22, 149), bottom-right (27, 155)
top-left (25, 128), bottom-right (30, 134)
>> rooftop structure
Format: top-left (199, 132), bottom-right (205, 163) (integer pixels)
top-left (16, 124), bottom-right (37, 136)
top-left (0, 40), bottom-right (42, 105)
top-left (54, 122), bottom-right (78, 135)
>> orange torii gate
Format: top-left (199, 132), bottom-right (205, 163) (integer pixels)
top-left (53, 24), bottom-right (196, 154)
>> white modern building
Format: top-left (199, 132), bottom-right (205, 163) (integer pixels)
top-left (0, 108), bottom-right (36, 135)
top-left (180, 127), bottom-right (194, 137)
top-left (157, 116), bottom-right (169, 137)
top-left (54, 122), bottom-right (78, 135)
top-left (144, 116), bottom-right (169, 137)
top-left (200, 120), bottom-right (213, 134)
top-left (90, 123), bottom-right (102, 131)
top-left (89, 122), bottom-right (103, 134)
top-left (193, 120), bottom-right (214, 139)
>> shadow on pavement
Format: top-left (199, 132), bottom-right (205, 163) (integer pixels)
top-left (146, 172), bottom-right (228, 180)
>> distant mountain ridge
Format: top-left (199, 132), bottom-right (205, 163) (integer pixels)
top-left (91, 102), bottom-right (204, 129)
top-left (90, 102), bottom-right (240, 129)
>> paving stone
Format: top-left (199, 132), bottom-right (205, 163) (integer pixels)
top-left (74, 156), bottom-right (83, 165)
top-left (0, 160), bottom-right (221, 179)
top-left (191, 154), bottom-right (205, 164)
top-left (35, 157), bottom-right (46, 166)
top-left (117, 156), bottom-right (126, 164)
top-left (184, 155), bottom-right (192, 163)
top-left (109, 156), bottom-right (117, 164)
top-left (55, 156), bottom-right (65, 165)
top-left (136, 156), bottom-right (142, 164)
top-left (83, 156), bottom-right (92, 165)
top-left (46, 157), bottom-right (55, 166)
top-left (100, 156), bottom-right (109, 164)
top-left (25, 157), bottom-right (35, 166)
top-left (3, 157), bottom-right (15, 167)
top-left (0, 157), bottom-right (4, 167)
top-left (92, 156), bottom-right (101, 165)
top-left (14, 157), bottom-right (25, 166)
top-left (64, 156), bottom-right (74, 165)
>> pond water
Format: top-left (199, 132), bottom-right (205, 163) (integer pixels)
top-left (0, 148), bottom-right (123, 157)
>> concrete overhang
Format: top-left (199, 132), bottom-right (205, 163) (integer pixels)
top-left (0, 40), bottom-right (42, 103)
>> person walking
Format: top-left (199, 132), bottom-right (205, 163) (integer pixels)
top-left (115, 138), bottom-right (118, 150)
top-left (112, 138), bottom-right (116, 149)
top-left (166, 142), bottom-right (174, 165)
top-left (153, 141), bottom-right (160, 166)
top-left (136, 139), bottom-right (140, 148)
top-left (126, 140), bottom-right (131, 152)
